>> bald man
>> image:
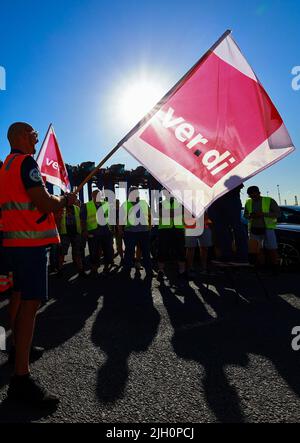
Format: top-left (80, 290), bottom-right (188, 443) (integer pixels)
top-left (0, 122), bottom-right (77, 408)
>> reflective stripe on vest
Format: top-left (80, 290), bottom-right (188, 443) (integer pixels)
top-left (159, 199), bottom-right (184, 229)
top-left (124, 200), bottom-right (149, 229)
top-left (60, 206), bottom-right (82, 235)
top-left (245, 197), bottom-right (277, 230)
top-left (0, 153), bottom-right (60, 247)
top-left (3, 229), bottom-right (59, 240)
top-left (2, 202), bottom-right (36, 211)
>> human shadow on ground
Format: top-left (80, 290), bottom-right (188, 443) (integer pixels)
top-left (159, 271), bottom-right (300, 423)
top-left (92, 273), bottom-right (160, 404)
top-left (35, 263), bottom-right (102, 350)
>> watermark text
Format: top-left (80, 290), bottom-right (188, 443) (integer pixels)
top-left (0, 326), bottom-right (6, 351)
top-left (0, 66), bottom-right (6, 91)
top-left (291, 66), bottom-right (300, 91)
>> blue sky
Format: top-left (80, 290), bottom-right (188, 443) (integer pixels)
top-left (0, 0), bottom-right (299, 204)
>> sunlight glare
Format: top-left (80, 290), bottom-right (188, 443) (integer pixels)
top-left (118, 79), bottom-right (166, 127)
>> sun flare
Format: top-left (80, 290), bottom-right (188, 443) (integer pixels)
top-left (118, 79), bottom-right (167, 127)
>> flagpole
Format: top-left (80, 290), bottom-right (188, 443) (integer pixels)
top-left (75, 29), bottom-right (232, 194)
top-left (35, 123), bottom-right (52, 162)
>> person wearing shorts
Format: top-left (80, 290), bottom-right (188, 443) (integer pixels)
top-left (185, 214), bottom-right (213, 277)
top-left (244, 186), bottom-right (280, 270)
top-left (0, 122), bottom-right (77, 407)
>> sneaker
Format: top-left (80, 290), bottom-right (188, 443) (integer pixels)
top-left (7, 374), bottom-right (59, 408)
top-left (8, 345), bottom-right (44, 365)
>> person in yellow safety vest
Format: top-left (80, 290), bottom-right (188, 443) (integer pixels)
top-left (244, 186), bottom-right (280, 271)
top-left (119, 186), bottom-right (152, 278)
top-left (81, 189), bottom-right (114, 276)
top-left (157, 190), bottom-right (186, 282)
top-left (57, 204), bottom-right (85, 277)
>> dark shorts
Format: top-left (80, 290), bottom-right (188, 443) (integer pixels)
top-left (4, 247), bottom-right (48, 301)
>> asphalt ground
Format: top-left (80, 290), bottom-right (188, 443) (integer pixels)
top-left (0, 256), bottom-right (300, 423)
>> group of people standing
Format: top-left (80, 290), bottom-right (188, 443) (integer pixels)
top-left (0, 121), bottom-right (281, 409)
top-left (54, 181), bottom-right (281, 281)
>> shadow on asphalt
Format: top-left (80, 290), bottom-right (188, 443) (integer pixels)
top-left (91, 272), bottom-right (160, 404)
top-left (35, 264), bottom-right (102, 350)
top-left (0, 262), bottom-right (102, 421)
top-left (158, 269), bottom-right (300, 423)
top-left (0, 261), bottom-right (299, 422)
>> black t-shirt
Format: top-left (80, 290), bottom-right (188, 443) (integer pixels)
top-left (11, 149), bottom-right (44, 190)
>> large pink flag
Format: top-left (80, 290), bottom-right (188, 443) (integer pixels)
top-left (122, 31), bottom-right (294, 216)
top-left (36, 124), bottom-right (71, 193)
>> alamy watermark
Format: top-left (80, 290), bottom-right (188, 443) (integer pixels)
top-left (291, 326), bottom-right (300, 351)
top-left (0, 66), bottom-right (6, 91)
top-left (0, 326), bottom-right (6, 351)
top-left (291, 66), bottom-right (300, 91)
top-left (94, 186), bottom-right (205, 235)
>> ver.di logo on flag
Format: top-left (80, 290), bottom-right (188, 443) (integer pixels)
top-left (123, 31), bottom-right (294, 216)
top-left (140, 50), bottom-right (283, 188)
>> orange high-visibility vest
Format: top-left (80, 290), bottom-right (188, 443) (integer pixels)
top-left (0, 153), bottom-right (60, 247)
top-left (0, 209), bottom-right (13, 292)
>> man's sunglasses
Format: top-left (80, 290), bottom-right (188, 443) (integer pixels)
top-left (25, 128), bottom-right (39, 137)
